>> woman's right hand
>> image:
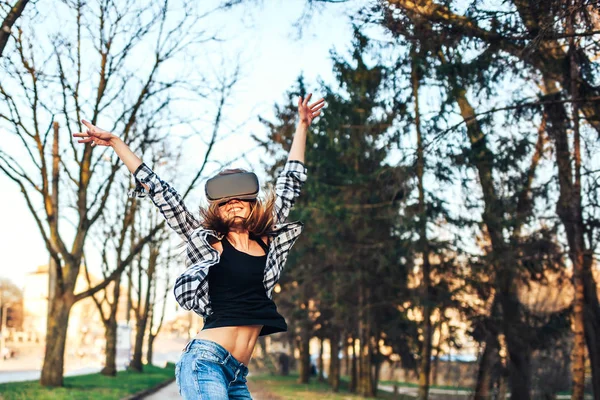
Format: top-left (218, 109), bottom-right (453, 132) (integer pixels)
top-left (73, 119), bottom-right (115, 147)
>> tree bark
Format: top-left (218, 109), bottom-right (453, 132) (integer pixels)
top-left (329, 331), bottom-right (341, 391)
top-left (474, 332), bottom-right (500, 400)
top-left (447, 66), bottom-right (532, 400)
top-left (40, 293), bottom-right (72, 386)
top-left (146, 324), bottom-right (155, 366)
top-left (412, 46), bottom-right (433, 400)
top-left (350, 336), bottom-right (357, 392)
top-left (343, 334), bottom-right (349, 377)
top-left (583, 262), bottom-right (600, 400)
top-left (99, 271), bottom-right (123, 376)
top-left (542, 80), bottom-right (588, 400)
top-left (297, 325), bottom-right (311, 383)
top-left (358, 286), bottom-right (375, 397)
top-left (318, 336), bottom-right (325, 382)
top-left (0, 0), bottom-right (30, 58)
top-left (129, 317), bottom-right (147, 372)
top-left (100, 315), bottom-right (118, 376)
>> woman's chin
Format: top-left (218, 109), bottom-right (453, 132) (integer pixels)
top-left (227, 215), bottom-right (247, 226)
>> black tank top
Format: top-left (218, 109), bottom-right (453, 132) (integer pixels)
top-left (201, 234), bottom-right (287, 336)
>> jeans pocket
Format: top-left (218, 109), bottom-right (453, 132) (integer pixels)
top-left (195, 349), bottom-right (226, 365)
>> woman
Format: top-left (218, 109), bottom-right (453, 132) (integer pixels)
top-left (73, 93), bottom-right (325, 399)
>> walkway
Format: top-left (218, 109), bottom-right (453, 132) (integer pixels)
top-left (143, 377), bottom-right (281, 399)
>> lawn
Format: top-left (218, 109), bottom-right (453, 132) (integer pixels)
top-left (378, 378), bottom-right (471, 392)
top-left (248, 372), bottom-right (413, 400)
top-left (0, 363), bottom-right (175, 400)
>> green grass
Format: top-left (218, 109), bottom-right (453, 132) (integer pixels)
top-left (0, 363), bottom-right (175, 400)
top-left (377, 378), bottom-right (471, 392)
top-left (249, 372), bottom-right (413, 399)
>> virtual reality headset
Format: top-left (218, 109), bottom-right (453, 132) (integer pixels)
top-left (205, 171), bottom-right (259, 205)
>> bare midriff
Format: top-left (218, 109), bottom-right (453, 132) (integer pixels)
top-left (194, 325), bottom-right (263, 366)
top-left (193, 233), bottom-right (268, 366)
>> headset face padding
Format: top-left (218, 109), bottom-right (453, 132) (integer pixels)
top-left (205, 172), bottom-right (259, 204)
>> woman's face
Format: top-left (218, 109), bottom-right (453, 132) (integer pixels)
top-left (218, 199), bottom-right (252, 222)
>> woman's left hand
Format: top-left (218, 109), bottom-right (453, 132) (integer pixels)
top-left (298, 93), bottom-right (325, 126)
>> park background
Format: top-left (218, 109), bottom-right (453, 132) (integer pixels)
top-left (0, 0), bottom-right (599, 399)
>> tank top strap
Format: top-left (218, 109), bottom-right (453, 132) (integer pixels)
top-left (222, 234), bottom-right (269, 255)
top-left (255, 236), bottom-right (270, 254)
top-left (250, 233), bottom-right (269, 254)
top-left (221, 236), bottom-right (236, 254)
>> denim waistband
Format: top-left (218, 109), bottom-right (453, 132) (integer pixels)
top-left (182, 338), bottom-right (248, 370)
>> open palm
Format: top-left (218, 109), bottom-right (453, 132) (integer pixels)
top-left (298, 93), bottom-right (325, 126)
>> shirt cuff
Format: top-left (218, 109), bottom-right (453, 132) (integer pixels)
top-left (128, 162), bottom-right (155, 198)
top-left (133, 162), bottom-right (154, 183)
top-left (283, 159), bottom-right (308, 177)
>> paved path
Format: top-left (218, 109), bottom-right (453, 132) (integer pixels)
top-left (144, 381), bottom-right (180, 399)
top-left (143, 376), bottom-right (281, 400)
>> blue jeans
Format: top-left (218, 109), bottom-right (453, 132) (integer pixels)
top-left (175, 338), bottom-right (252, 399)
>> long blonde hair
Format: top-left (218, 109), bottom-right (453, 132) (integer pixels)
top-left (199, 168), bottom-right (276, 237)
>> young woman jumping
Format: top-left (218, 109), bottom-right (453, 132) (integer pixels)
top-left (73, 93), bottom-right (325, 399)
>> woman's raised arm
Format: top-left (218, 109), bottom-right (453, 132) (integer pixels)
top-left (73, 120), bottom-right (201, 242)
top-left (273, 94), bottom-right (325, 225)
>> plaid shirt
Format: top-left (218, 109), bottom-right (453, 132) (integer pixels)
top-left (129, 159), bottom-right (307, 319)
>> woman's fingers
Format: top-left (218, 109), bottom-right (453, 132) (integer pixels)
top-left (81, 119), bottom-right (96, 131)
top-left (298, 94), bottom-right (325, 124)
top-left (311, 102), bottom-right (325, 112)
top-left (309, 98), bottom-right (325, 109)
top-left (303, 93), bottom-right (312, 107)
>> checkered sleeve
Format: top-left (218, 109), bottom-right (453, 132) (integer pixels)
top-left (274, 159), bottom-right (307, 225)
top-left (172, 230), bottom-right (219, 317)
top-left (129, 162), bottom-right (201, 242)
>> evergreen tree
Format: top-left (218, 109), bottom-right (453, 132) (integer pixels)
top-left (259, 28), bottom-right (413, 396)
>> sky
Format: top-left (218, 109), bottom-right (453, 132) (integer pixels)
top-left (0, 0), bottom-right (365, 318)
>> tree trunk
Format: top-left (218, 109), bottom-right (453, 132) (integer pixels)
top-left (583, 261), bottom-right (600, 400)
top-left (446, 62), bottom-right (532, 400)
top-left (147, 330), bottom-right (155, 366)
top-left (412, 44), bottom-right (433, 400)
top-left (358, 287), bottom-right (375, 397)
top-left (474, 321), bottom-right (500, 397)
top-left (329, 330), bottom-right (341, 391)
top-left (297, 319), bottom-right (311, 384)
top-left (541, 76), bottom-right (592, 400)
top-left (100, 272), bottom-right (122, 376)
top-left (503, 292), bottom-right (532, 400)
top-left (129, 318), bottom-right (147, 372)
top-left (0, 0), bottom-right (30, 58)
top-left (287, 335), bottom-right (296, 371)
top-left (343, 334), bottom-right (349, 377)
top-left (350, 336), bottom-right (357, 392)
top-left (101, 315), bottom-right (118, 376)
top-left (372, 335), bottom-right (382, 397)
top-left (317, 336), bottom-right (325, 382)
top-left (40, 293), bottom-right (73, 386)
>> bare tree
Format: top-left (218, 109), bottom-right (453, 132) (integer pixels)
top-left (83, 169), bottom-right (166, 376)
top-left (129, 217), bottom-right (165, 372)
top-left (0, 0), bottom-right (30, 57)
top-left (146, 249), bottom-right (174, 366)
top-left (0, 0), bottom-right (245, 387)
